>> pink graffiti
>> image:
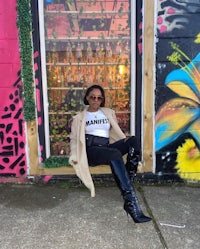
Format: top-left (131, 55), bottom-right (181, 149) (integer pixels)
top-left (34, 51), bottom-right (39, 58)
top-left (157, 1), bottom-right (178, 33)
top-left (0, 0), bottom-right (27, 177)
top-left (33, 50), bottom-right (45, 163)
top-left (157, 16), bottom-right (163, 25)
top-left (167, 8), bottom-right (175, 14)
top-left (42, 175), bottom-right (53, 182)
top-left (137, 20), bottom-right (143, 54)
top-left (36, 88), bottom-right (41, 112)
top-left (34, 62), bottom-right (38, 71)
top-left (35, 78), bottom-right (39, 86)
top-left (38, 116), bottom-right (42, 125)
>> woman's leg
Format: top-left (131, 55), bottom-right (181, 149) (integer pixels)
top-left (86, 136), bottom-right (140, 165)
top-left (110, 158), bottom-right (151, 223)
top-left (86, 146), bottom-right (122, 166)
top-left (110, 136), bottom-right (141, 179)
top-left (86, 145), bottom-right (151, 223)
top-left (109, 136), bottom-right (140, 156)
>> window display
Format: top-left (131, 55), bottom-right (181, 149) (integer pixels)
top-left (43, 0), bottom-right (131, 155)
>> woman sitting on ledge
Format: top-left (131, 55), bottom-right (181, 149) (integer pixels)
top-left (69, 84), bottom-right (151, 223)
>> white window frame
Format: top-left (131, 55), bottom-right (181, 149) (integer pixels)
top-left (38, 0), bottom-right (136, 158)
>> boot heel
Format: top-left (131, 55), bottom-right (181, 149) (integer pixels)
top-left (124, 209), bottom-right (131, 222)
top-left (124, 201), bottom-right (152, 223)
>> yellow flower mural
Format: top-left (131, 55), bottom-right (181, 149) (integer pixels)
top-left (194, 33), bottom-right (200, 44)
top-left (156, 42), bottom-right (200, 180)
top-left (176, 139), bottom-right (200, 180)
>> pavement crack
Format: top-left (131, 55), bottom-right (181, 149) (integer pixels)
top-left (137, 186), bottom-right (169, 249)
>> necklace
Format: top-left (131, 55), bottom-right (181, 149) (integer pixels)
top-left (87, 110), bottom-right (98, 118)
top-left (92, 111), bottom-right (98, 118)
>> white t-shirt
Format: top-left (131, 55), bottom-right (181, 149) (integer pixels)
top-left (85, 109), bottom-right (110, 138)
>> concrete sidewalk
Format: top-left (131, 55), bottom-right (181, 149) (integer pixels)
top-left (0, 182), bottom-right (199, 249)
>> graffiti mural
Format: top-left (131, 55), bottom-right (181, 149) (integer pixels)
top-left (0, 0), bottom-right (27, 179)
top-left (31, 0), bottom-right (46, 164)
top-left (155, 0), bottom-right (200, 180)
top-left (135, 0), bottom-right (143, 147)
top-left (0, 72), bottom-right (26, 177)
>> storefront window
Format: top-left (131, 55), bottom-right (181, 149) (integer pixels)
top-left (41, 0), bottom-right (131, 156)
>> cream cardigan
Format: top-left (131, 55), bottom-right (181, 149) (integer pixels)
top-left (69, 107), bottom-right (126, 197)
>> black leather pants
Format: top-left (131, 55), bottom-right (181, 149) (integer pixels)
top-left (86, 136), bottom-right (139, 166)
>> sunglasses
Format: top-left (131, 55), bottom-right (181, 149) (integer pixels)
top-left (89, 95), bottom-right (104, 101)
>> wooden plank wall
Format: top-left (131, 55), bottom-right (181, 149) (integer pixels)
top-left (30, 0), bottom-right (156, 176)
top-left (142, 0), bottom-right (155, 172)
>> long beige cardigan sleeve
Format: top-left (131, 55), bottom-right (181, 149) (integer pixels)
top-left (69, 107), bottom-right (126, 197)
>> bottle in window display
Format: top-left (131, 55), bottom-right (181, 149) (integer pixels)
top-left (67, 67), bottom-right (73, 83)
top-left (96, 66), bottom-right (103, 83)
top-left (100, 43), bottom-right (105, 61)
top-left (77, 66), bottom-right (84, 83)
top-left (115, 41), bottom-right (122, 60)
top-left (95, 42), bottom-right (101, 62)
top-left (87, 70), bottom-right (93, 84)
top-left (106, 42), bottom-right (112, 61)
top-left (76, 43), bottom-right (83, 61)
top-left (66, 42), bottom-right (73, 62)
top-left (86, 42), bottom-right (93, 62)
top-left (124, 41), bottom-right (130, 62)
top-left (107, 69), bottom-right (113, 84)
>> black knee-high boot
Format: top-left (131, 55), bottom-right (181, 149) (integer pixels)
top-left (125, 148), bottom-right (141, 180)
top-left (110, 159), bottom-right (151, 223)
